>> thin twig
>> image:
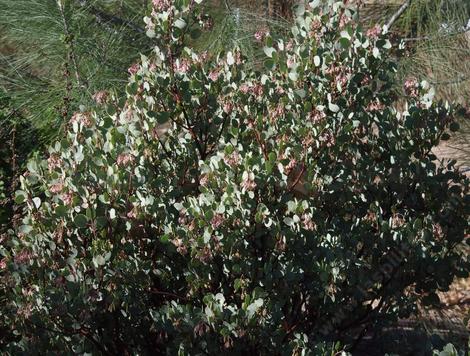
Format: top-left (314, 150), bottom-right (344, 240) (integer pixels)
top-left (57, 0), bottom-right (85, 88)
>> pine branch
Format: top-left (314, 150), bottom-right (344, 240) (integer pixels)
top-left (76, 0), bottom-right (146, 34)
top-left (385, 0), bottom-right (411, 31)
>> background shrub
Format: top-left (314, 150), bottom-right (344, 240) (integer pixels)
top-left (0, 0), bottom-right (468, 354)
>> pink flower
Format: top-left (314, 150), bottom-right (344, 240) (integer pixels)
top-left (239, 84), bottom-right (250, 94)
top-left (361, 75), bottom-right (371, 86)
top-left (270, 104), bottom-right (285, 122)
top-left (208, 69), bottom-right (220, 82)
top-left (70, 112), bottom-right (92, 127)
top-left (127, 209), bottom-right (138, 219)
top-left (223, 102), bottom-right (233, 114)
top-left (287, 57), bottom-right (296, 68)
top-left (62, 191), bottom-right (74, 206)
top-left (47, 154), bottom-right (62, 171)
top-left (174, 58), bottom-right (191, 74)
top-left (432, 223), bottom-right (444, 240)
top-left (285, 40), bottom-right (294, 51)
top-left (252, 83), bottom-right (263, 97)
top-left (404, 77), bottom-right (419, 97)
top-left (224, 151), bottom-right (240, 167)
top-left (301, 214), bottom-right (316, 231)
top-left (128, 63), bottom-right (140, 75)
top-left (172, 238), bottom-right (188, 255)
top-left (254, 28), bottom-right (269, 42)
top-left (0, 259), bottom-right (6, 269)
top-left (50, 182), bottom-right (64, 194)
top-left (200, 174), bottom-right (209, 187)
top-left (366, 100), bottom-right (385, 112)
top-left (366, 24), bottom-right (382, 39)
top-left (116, 153), bottom-right (135, 167)
top-left (92, 90), bottom-right (109, 105)
top-left (14, 249), bottom-right (32, 264)
top-left (152, 0), bottom-right (171, 12)
top-left (201, 16), bottom-right (214, 31)
top-left (211, 214), bottom-right (225, 230)
top-left (241, 175), bottom-right (257, 191)
top-left (391, 213), bottom-right (405, 228)
top-left (339, 14), bottom-right (351, 30)
top-left (319, 130), bottom-right (336, 148)
top-left (309, 19), bottom-right (323, 41)
top-left (308, 109), bottom-right (326, 124)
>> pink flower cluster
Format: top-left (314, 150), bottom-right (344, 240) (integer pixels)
top-left (14, 249), bottom-right (33, 265)
top-left (199, 174), bottom-right (209, 187)
top-left (128, 63), bottom-right (140, 75)
top-left (47, 154), bottom-right (63, 171)
top-left (172, 238), bottom-right (188, 255)
top-left (174, 58), bottom-right (191, 74)
top-left (319, 130), bottom-right (336, 148)
top-left (301, 214), bottom-right (316, 231)
top-left (366, 100), bottom-right (385, 112)
top-left (285, 158), bottom-right (298, 176)
top-left (308, 109), bottom-right (326, 124)
top-left (152, 0), bottom-right (171, 12)
top-left (254, 28), bottom-right (270, 43)
top-left (223, 101), bottom-right (233, 114)
top-left (326, 64), bottom-right (350, 89)
top-left (338, 13), bottom-right (351, 30)
top-left (62, 191), bottom-right (74, 206)
top-left (404, 77), bottom-right (419, 97)
top-left (391, 213), bottom-right (405, 228)
top-left (366, 24), bottom-right (382, 39)
top-left (241, 174), bottom-right (257, 192)
top-left (208, 69), bottom-right (220, 82)
top-left (211, 214), bottom-right (225, 230)
top-left (224, 151), bottom-right (240, 167)
top-left (309, 18), bottom-right (323, 41)
top-left (50, 181), bottom-right (64, 194)
top-left (92, 90), bottom-right (109, 105)
top-left (239, 82), bottom-right (263, 98)
top-left (116, 153), bottom-right (135, 167)
top-left (269, 104), bottom-right (285, 123)
top-left (70, 112), bottom-right (92, 127)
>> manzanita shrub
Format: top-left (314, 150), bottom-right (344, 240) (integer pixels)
top-left (1, 0), bottom-right (469, 354)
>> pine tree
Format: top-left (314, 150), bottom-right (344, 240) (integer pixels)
top-left (0, 0), bottom-right (153, 144)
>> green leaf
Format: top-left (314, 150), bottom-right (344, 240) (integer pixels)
top-left (55, 205), bottom-right (68, 217)
top-left (264, 59), bottom-right (275, 70)
top-left (313, 55), bottom-right (321, 67)
top-left (15, 190), bottom-right (27, 204)
top-left (32, 197), bottom-right (41, 209)
top-left (174, 19), bottom-right (186, 29)
top-left (157, 112), bottom-right (170, 124)
top-left (263, 47), bottom-right (276, 58)
top-left (19, 225), bottom-right (33, 235)
top-left (74, 214), bottom-right (88, 228)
